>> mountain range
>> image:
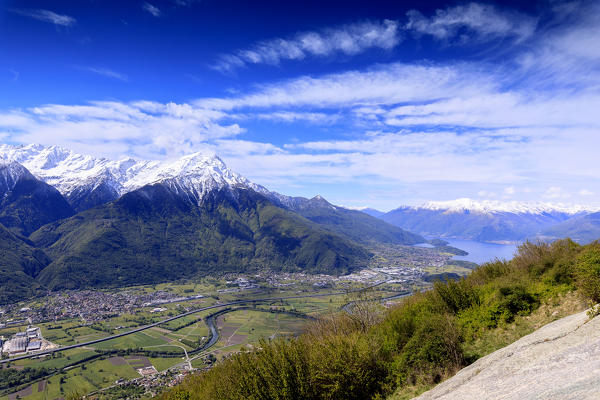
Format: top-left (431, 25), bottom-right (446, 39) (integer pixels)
top-left (0, 144), bottom-right (423, 304)
top-left (371, 198), bottom-right (600, 243)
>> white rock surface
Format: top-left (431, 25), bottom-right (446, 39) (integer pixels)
top-left (413, 309), bottom-right (600, 400)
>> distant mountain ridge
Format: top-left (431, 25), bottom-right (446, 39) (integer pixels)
top-left (0, 143), bottom-right (423, 304)
top-left (372, 198), bottom-right (600, 243)
top-left (272, 196), bottom-right (423, 245)
top-left (0, 144), bottom-right (270, 211)
top-left (415, 198), bottom-right (600, 215)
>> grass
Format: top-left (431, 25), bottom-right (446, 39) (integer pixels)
top-left (422, 263), bottom-right (473, 276)
top-left (92, 331), bottom-right (167, 350)
top-left (12, 349), bottom-right (98, 371)
top-left (150, 357), bottom-right (183, 372)
top-left (3, 357), bottom-right (141, 400)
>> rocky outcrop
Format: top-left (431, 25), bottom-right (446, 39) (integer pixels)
top-left (414, 309), bottom-right (600, 400)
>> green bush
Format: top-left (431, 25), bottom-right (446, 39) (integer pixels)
top-left (575, 244), bottom-right (600, 303)
top-left (393, 313), bottom-right (463, 387)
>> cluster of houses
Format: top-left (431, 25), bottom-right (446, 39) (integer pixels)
top-left (0, 326), bottom-right (46, 356)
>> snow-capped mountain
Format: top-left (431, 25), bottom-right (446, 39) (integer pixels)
top-left (417, 198), bottom-right (600, 215)
top-left (0, 160), bottom-right (34, 196)
top-left (0, 144), bottom-right (269, 210)
top-left (0, 159), bottom-right (74, 235)
top-left (379, 198), bottom-right (600, 243)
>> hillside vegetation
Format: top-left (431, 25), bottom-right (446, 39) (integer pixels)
top-left (31, 186), bottom-right (370, 290)
top-left (0, 224), bottom-right (49, 304)
top-left (158, 239), bottom-right (600, 400)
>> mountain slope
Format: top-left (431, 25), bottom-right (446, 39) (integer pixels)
top-left (0, 144), bottom-right (424, 246)
top-left (0, 161), bottom-right (74, 236)
top-left (540, 212), bottom-right (600, 243)
top-left (0, 223), bottom-right (49, 304)
top-left (356, 207), bottom-right (385, 218)
top-left (31, 185), bottom-right (370, 290)
top-left (271, 195), bottom-right (424, 245)
top-left (381, 199), bottom-right (586, 242)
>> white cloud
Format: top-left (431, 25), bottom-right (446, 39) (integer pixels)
top-left (10, 8), bottom-right (76, 27)
top-left (143, 2), bottom-right (161, 17)
top-left (2, 2), bottom-right (600, 208)
top-left (478, 190), bottom-right (497, 198)
top-left (234, 111), bottom-right (339, 124)
top-left (543, 186), bottom-right (571, 199)
top-left (0, 102), bottom-right (242, 160)
top-left (406, 2), bottom-right (536, 43)
top-left (198, 62), bottom-right (494, 110)
top-left (212, 20), bottom-right (401, 72)
top-left (75, 66), bottom-right (128, 82)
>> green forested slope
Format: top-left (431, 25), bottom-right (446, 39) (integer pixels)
top-left (0, 223), bottom-right (49, 304)
top-left (31, 185), bottom-right (370, 290)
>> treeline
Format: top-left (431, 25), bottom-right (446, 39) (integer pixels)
top-left (158, 239), bottom-right (600, 400)
top-left (0, 367), bottom-right (55, 390)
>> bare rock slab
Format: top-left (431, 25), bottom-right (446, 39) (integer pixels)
top-left (414, 309), bottom-right (600, 400)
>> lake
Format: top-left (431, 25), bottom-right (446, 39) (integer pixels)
top-left (444, 239), bottom-right (519, 264)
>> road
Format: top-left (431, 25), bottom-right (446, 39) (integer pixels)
top-left (1, 280), bottom-right (391, 364)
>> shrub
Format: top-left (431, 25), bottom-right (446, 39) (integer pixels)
top-left (434, 279), bottom-right (479, 313)
top-left (575, 244), bottom-right (600, 303)
top-left (495, 286), bottom-right (539, 322)
top-left (393, 313), bottom-right (463, 387)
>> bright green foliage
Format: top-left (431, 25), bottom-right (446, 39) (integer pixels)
top-left (159, 239), bottom-right (600, 400)
top-left (574, 243), bottom-right (600, 302)
top-left (162, 333), bottom-right (386, 400)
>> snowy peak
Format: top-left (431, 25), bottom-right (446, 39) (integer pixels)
top-left (0, 144), bottom-right (267, 207)
top-left (125, 152), bottom-right (253, 193)
top-left (414, 198), bottom-right (600, 215)
top-left (0, 160), bottom-right (34, 196)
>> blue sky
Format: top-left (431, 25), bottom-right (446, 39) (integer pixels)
top-left (1, 0), bottom-right (599, 210)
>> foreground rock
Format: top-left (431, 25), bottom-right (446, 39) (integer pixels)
top-left (414, 309), bottom-right (600, 400)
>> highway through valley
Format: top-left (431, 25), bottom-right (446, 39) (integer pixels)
top-left (1, 280), bottom-right (393, 364)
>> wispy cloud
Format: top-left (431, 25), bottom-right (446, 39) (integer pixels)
top-left (2, 2), bottom-right (600, 208)
top-left (212, 20), bottom-right (401, 73)
top-left (142, 2), bottom-right (161, 17)
top-left (76, 66), bottom-right (129, 82)
top-left (8, 69), bottom-right (19, 82)
top-left (10, 8), bottom-right (76, 27)
top-left (198, 63), bottom-right (493, 110)
top-left (171, 0), bottom-right (201, 5)
top-left (0, 101), bottom-right (242, 160)
top-left (405, 2), bottom-right (537, 43)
